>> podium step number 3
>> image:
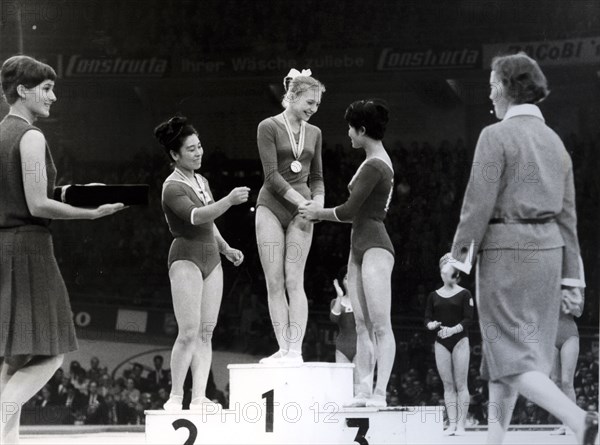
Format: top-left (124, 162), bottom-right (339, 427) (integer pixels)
top-left (153, 389), bottom-right (373, 445)
top-left (145, 363), bottom-right (443, 444)
top-left (162, 390), bottom-right (372, 445)
top-left (146, 389), bottom-right (442, 445)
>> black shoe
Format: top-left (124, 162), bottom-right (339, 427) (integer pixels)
top-left (583, 411), bottom-right (599, 445)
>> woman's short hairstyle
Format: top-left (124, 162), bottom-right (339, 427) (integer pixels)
top-left (491, 52), bottom-right (549, 104)
top-left (282, 75), bottom-right (325, 108)
top-left (0, 55), bottom-right (56, 105)
top-left (344, 99), bottom-right (389, 140)
top-left (153, 115), bottom-right (198, 160)
top-left (439, 253), bottom-right (460, 281)
top-left (439, 253), bottom-right (453, 270)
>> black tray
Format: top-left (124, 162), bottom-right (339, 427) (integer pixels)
top-left (54, 184), bottom-right (149, 206)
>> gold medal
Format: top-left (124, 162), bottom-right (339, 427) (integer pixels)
top-left (290, 160), bottom-right (302, 173)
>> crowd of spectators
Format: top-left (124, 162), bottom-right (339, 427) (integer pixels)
top-left (22, 338), bottom-right (598, 426)
top-left (21, 355), bottom-right (225, 426)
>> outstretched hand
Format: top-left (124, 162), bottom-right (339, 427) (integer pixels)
top-left (92, 203), bottom-right (126, 219)
top-left (228, 187), bottom-right (250, 205)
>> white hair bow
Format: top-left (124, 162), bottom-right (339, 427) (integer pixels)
top-left (283, 68), bottom-right (312, 86)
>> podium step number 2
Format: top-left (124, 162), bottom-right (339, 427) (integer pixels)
top-left (157, 389), bottom-right (372, 445)
top-left (145, 363), bottom-right (443, 444)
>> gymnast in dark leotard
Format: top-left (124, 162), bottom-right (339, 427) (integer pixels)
top-left (300, 99), bottom-right (395, 408)
top-left (424, 254), bottom-right (474, 435)
top-left (155, 116), bottom-right (249, 412)
top-left (255, 69), bottom-right (325, 365)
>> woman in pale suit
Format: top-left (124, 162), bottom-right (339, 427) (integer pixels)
top-left (449, 52), bottom-right (597, 445)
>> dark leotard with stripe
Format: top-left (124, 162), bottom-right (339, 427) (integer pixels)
top-left (334, 158), bottom-right (395, 262)
top-left (161, 172), bottom-right (220, 277)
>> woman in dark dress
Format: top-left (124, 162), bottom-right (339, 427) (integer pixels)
top-left (0, 55), bottom-right (123, 444)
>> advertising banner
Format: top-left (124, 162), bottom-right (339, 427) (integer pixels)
top-left (483, 37), bottom-right (600, 66)
top-left (376, 47), bottom-right (482, 71)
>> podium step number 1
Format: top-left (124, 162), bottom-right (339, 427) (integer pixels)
top-left (145, 363), bottom-right (443, 444)
top-left (160, 389), bottom-right (374, 445)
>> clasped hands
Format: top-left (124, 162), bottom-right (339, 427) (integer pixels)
top-left (426, 321), bottom-right (460, 339)
top-left (298, 200), bottom-right (322, 222)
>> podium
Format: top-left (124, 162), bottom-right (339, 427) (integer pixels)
top-left (145, 363), bottom-right (443, 444)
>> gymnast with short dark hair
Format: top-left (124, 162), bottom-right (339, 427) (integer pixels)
top-left (300, 99), bottom-right (395, 408)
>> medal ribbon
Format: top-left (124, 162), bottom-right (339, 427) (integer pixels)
top-left (173, 168), bottom-right (211, 205)
top-left (282, 112), bottom-right (305, 162)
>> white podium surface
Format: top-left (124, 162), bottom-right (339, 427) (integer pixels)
top-left (229, 362), bottom-right (354, 407)
top-left (145, 363), bottom-right (443, 445)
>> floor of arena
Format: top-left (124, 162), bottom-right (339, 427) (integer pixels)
top-left (18, 425), bottom-right (593, 445)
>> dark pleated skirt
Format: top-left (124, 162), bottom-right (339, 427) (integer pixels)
top-left (476, 247), bottom-right (561, 381)
top-left (0, 225), bottom-right (78, 357)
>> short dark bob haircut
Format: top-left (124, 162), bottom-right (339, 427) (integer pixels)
top-left (344, 99), bottom-right (389, 140)
top-left (491, 52), bottom-right (549, 104)
top-left (1, 55), bottom-right (57, 105)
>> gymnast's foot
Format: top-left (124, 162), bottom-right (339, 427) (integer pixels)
top-left (365, 394), bottom-right (387, 408)
top-left (279, 350), bottom-right (303, 365)
top-left (345, 393), bottom-right (370, 408)
top-left (550, 426), bottom-right (567, 435)
top-left (259, 349), bottom-right (288, 364)
top-left (443, 425), bottom-right (457, 436)
top-left (189, 396), bottom-right (222, 412)
top-left (163, 394), bottom-right (183, 411)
